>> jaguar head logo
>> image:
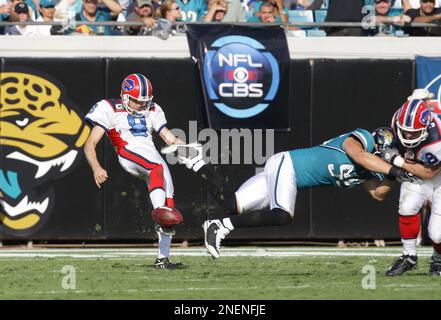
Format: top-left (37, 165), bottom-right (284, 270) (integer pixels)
top-left (0, 72), bottom-right (90, 236)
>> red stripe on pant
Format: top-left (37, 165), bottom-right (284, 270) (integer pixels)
top-left (166, 198), bottom-right (175, 207)
top-left (399, 213), bottom-right (420, 239)
top-left (119, 148), bottom-right (164, 192)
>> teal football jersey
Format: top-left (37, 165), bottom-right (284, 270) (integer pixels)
top-left (289, 129), bottom-right (383, 189)
top-left (176, 0), bottom-right (207, 21)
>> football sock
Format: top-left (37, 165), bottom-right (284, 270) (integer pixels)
top-left (399, 214), bottom-right (420, 256)
top-left (197, 164), bottom-right (237, 215)
top-left (150, 188), bottom-right (166, 209)
top-left (434, 242), bottom-right (441, 254)
top-left (157, 231), bottom-right (171, 259)
top-left (433, 251), bottom-right (441, 262)
top-left (228, 208), bottom-right (292, 229)
top-left (402, 238), bottom-right (417, 256)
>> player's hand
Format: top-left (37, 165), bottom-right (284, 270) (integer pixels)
top-left (388, 167), bottom-right (422, 184)
top-left (379, 147), bottom-right (400, 163)
top-left (396, 171), bottom-right (422, 184)
top-left (93, 167), bottom-right (108, 188)
top-left (176, 143), bottom-right (205, 172)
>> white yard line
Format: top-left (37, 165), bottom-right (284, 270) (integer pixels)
top-left (0, 247), bottom-right (434, 258)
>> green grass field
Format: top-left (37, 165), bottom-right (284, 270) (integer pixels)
top-left (0, 247), bottom-right (440, 299)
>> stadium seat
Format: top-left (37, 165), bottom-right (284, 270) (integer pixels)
top-left (314, 9), bottom-right (327, 23)
top-left (288, 10), bottom-right (314, 29)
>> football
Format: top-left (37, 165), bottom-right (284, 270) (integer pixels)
top-left (151, 206), bottom-right (183, 227)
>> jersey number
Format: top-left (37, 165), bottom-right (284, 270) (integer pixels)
top-left (127, 115), bottom-right (148, 137)
top-left (328, 164), bottom-right (360, 187)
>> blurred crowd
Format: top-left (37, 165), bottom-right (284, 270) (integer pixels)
top-left (0, 0), bottom-right (439, 36)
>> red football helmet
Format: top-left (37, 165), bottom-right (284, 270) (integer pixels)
top-left (120, 73), bottom-right (153, 116)
top-left (394, 99), bottom-right (432, 148)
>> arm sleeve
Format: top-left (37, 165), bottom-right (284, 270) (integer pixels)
top-left (84, 99), bottom-right (114, 131)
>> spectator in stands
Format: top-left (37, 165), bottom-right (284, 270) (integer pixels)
top-left (159, 0), bottom-right (182, 22)
top-left (126, 0), bottom-right (156, 35)
top-left (0, 0), bottom-right (11, 34)
top-left (286, 0), bottom-right (312, 10)
top-left (404, 0), bottom-right (441, 35)
top-left (5, 2), bottom-right (37, 34)
top-left (222, 0), bottom-right (246, 22)
top-left (247, 0), bottom-right (288, 22)
top-left (307, 0), bottom-right (367, 36)
top-left (75, 0), bottom-right (122, 35)
top-left (371, 0), bottom-right (410, 35)
top-left (204, 0), bottom-right (228, 21)
top-left (175, 0), bottom-right (206, 21)
top-left (402, 0), bottom-right (441, 11)
top-left (55, 0), bottom-right (82, 21)
top-left (34, 0), bottom-right (59, 35)
top-left (6, 0), bottom-right (36, 21)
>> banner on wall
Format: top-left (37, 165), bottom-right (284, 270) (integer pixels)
top-left (0, 68), bottom-right (90, 236)
top-left (186, 24), bottom-right (291, 130)
top-left (416, 56), bottom-right (441, 112)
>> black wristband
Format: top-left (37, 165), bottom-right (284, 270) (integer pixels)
top-left (386, 166), bottom-right (402, 180)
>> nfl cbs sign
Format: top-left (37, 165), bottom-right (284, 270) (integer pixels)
top-left (187, 25), bottom-right (290, 129)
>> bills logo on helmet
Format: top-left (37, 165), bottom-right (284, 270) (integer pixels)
top-left (420, 108), bottom-right (431, 126)
top-left (122, 79), bottom-right (135, 92)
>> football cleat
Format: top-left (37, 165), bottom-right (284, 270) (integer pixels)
top-left (428, 257), bottom-right (441, 276)
top-left (153, 257), bottom-right (184, 270)
top-left (385, 255), bottom-right (418, 276)
top-left (202, 220), bottom-right (230, 259)
top-left (155, 223), bottom-right (176, 236)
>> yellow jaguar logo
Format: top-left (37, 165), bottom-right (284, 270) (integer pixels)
top-left (0, 72), bottom-right (90, 235)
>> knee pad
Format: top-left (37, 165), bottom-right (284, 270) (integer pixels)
top-left (399, 183), bottom-right (426, 216)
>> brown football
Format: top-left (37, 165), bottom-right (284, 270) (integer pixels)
top-left (151, 206), bottom-right (183, 227)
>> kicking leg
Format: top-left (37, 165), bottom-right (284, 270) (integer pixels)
top-left (204, 152), bottom-right (296, 258)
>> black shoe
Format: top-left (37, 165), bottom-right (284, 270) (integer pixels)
top-left (429, 257), bottom-right (441, 276)
top-left (202, 220), bottom-right (230, 259)
top-left (153, 257), bottom-right (183, 270)
top-left (385, 255), bottom-right (418, 276)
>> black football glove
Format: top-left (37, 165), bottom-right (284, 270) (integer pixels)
top-left (387, 166), bottom-right (422, 184)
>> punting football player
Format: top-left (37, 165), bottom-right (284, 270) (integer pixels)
top-left (383, 99), bottom-right (441, 276)
top-left (174, 127), bottom-right (419, 259)
top-left (84, 73), bottom-right (185, 270)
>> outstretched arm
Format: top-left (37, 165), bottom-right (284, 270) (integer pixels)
top-left (343, 136), bottom-right (394, 175)
top-left (84, 125), bottom-right (108, 188)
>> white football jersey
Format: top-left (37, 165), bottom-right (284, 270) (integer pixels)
top-left (414, 115), bottom-right (441, 166)
top-left (85, 99), bottom-right (167, 151)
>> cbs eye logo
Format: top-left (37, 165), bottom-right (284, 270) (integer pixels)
top-left (204, 35), bottom-right (280, 119)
